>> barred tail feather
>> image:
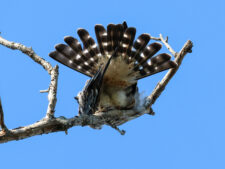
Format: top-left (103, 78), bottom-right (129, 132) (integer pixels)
top-left (95, 25), bottom-right (108, 56)
top-left (135, 53), bottom-right (177, 80)
top-left (107, 24), bottom-right (125, 54)
top-left (64, 36), bottom-right (97, 69)
top-left (133, 34), bottom-right (151, 56)
top-left (117, 27), bottom-right (136, 60)
top-left (77, 29), bottom-right (101, 64)
top-left (129, 34), bottom-right (151, 63)
top-left (49, 51), bottom-right (93, 77)
top-left (64, 36), bottom-right (83, 54)
top-left (54, 43), bottom-right (96, 73)
top-left (122, 21), bottom-right (128, 30)
top-left (133, 42), bottom-right (162, 71)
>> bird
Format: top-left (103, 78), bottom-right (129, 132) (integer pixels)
top-left (49, 21), bottom-right (177, 117)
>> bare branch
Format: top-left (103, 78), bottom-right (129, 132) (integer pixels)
top-left (0, 104), bottom-right (151, 143)
top-left (109, 124), bottom-right (126, 135)
top-left (146, 40), bottom-right (193, 106)
top-left (150, 37), bottom-right (161, 41)
top-left (0, 115), bottom-right (102, 144)
top-left (0, 36), bottom-right (53, 74)
top-left (151, 34), bottom-right (177, 57)
top-left (159, 34), bottom-right (177, 57)
top-left (0, 99), bottom-right (8, 133)
top-left (45, 65), bottom-right (58, 119)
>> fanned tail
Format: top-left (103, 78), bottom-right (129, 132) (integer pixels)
top-left (49, 21), bottom-right (177, 81)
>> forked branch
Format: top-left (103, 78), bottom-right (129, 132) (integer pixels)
top-left (0, 34), bottom-right (193, 143)
top-left (0, 36), bottom-right (58, 119)
top-left (146, 36), bottom-right (193, 106)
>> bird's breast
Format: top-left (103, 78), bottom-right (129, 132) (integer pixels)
top-left (99, 84), bottom-right (135, 111)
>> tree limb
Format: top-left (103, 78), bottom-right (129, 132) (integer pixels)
top-left (0, 115), bottom-right (106, 144)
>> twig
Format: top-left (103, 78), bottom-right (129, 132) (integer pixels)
top-left (40, 89), bottom-right (49, 93)
top-left (0, 99), bottom-right (8, 133)
top-left (107, 121), bottom-right (126, 135)
top-left (159, 34), bottom-right (177, 57)
top-left (110, 125), bottom-right (126, 135)
top-left (152, 34), bottom-right (177, 57)
top-left (150, 37), bottom-right (161, 41)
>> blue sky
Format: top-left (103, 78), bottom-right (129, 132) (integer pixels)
top-left (0, 0), bottom-right (225, 169)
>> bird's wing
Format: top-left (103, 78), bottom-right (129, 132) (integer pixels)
top-left (77, 55), bottom-right (113, 115)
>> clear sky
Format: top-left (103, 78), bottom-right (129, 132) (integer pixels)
top-left (0, 0), bottom-right (225, 169)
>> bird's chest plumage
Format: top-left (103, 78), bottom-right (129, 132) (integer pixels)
top-left (98, 60), bottom-right (136, 110)
top-left (100, 85), bottom-right (127, 107)
top-left (99, 86), bottom-right (134, 110)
